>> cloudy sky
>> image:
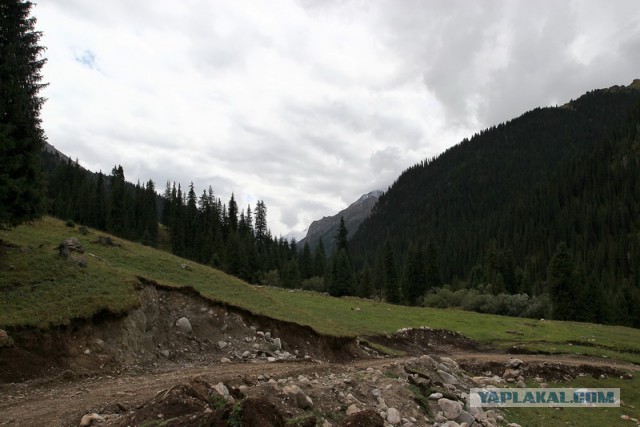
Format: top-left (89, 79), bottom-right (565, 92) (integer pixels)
top-left (34, 0), bottom-right (639, 237)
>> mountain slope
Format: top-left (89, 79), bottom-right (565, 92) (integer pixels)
top-left (299, 190), bottom-right (382, 253)
top-left (350, 83), bottom-right (640, 291)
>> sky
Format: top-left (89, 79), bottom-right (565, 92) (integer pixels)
top-left (33, 0), bottom-right (640, 237)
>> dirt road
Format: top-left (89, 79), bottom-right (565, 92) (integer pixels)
top-left (1, 351), bottom-right (636, 426)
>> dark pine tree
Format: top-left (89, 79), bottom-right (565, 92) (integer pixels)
top-left (547, 242), bottom-right (580, 320)
top-left (0, 0), bottom-right (47, 226)
top-left (382, 240), bottom-right (400, 303)
top-left (402, 242), bottom-right (427, 305)
top-left (313, 238), bottom-right (326, 277)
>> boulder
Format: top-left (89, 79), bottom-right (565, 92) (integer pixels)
top-left (283, 385), bottom-right (313, 409)
top-left (455, 410), bottom-right (475, 425)
top-left (79, 413), bottom-right (104, 426)
top-left (0, 329), bottom-right (14, 348)
top-left (386, 408), bottom-right (401, 425)
top-left (346, 404), bottom-right (361, 416)
top-left (506, 358), bottom-right (524, 369)
top-left (438, 398), bottom-right (463, 420)
top-left (175, 317), bottom-right (192, 333)
top-left (438, 369), bottom-right (459, 385)
top-left (58, 237), bottom-right (84, 258)
top-left (273, 337), bottom-right (282, 350)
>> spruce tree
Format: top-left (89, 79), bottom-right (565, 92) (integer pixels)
top-left (382, 240), bottom-right (400, 303)
top-left (547, 242), bottom-right (579, 320)
top-left (0, 0), bottom-right (47, 226)
top-left (313, 238), bottom-right (326, 277)
top-left (336, 216), bottom-right (349, 252)
top-left (402, 242), bottom-right (427, 305)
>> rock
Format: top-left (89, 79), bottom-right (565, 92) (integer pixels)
top-left (242, 350), bottom-right (251, 358)
top-left (438, 398), bottom-right (463, 420)
top-left (502, 368), bottom-right (520, 380)
top-left (267, 357), bottom-right (277, 363)
top-left (217, 341), bottom-right (228, 349)
top-left (506, 358), bottom-right (524, 369)
top-left (283, 385), bottom-right (313, 409)
top-left (440, 422), bottom-right (461, 427)
top-left (517, 380), bottom-right (526, 388)
top-left (438, 369), bottom-right (459, 385)
top-left (159, 349), bottom-right (170, 358)
top-left (220, 357), bottom-right (231, 363)
top-left (440, 357), bottom-right (459, 371)
top-left (94, 236), bottom-right (120, 247)
top-left (346, 404), bottom-right (361, 416)
top-left (83, 349), bottom-right (91, 355)
top-left (455, 410), bottom-right (475, 425)
top-left (273, 337), bottom-right (282, 350)
top-left (79, 413), bottom-right (104, 426)
top-left (265, 332), bottom-right (271, 340)
top-left (340, 409), bottom-right (383, 427)
top-left (213, 382), bottom-right (233, 402)
top-left (376, 397), bottom-right (387, 410)
top-left (386, 408), bottom-right (401, 425)
top-left (0, 329), bottom-right (14, 348)
top-left (174, 317), bottom-right (192, 333)
top-left (429, 392), bottom-right (443, 400)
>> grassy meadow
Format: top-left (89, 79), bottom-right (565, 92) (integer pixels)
top-left (1, 217), bottom-right (640, 367)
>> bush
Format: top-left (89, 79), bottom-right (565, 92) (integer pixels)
top-left (301, 276), bottom-right (325, 292)
top-left (423, 286), bottom-right (551, 319)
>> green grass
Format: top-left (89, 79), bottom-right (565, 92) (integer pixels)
top-left (2, 217), bottom-right (640, 368)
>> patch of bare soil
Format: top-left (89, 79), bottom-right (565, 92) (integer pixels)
top-left (364, 326), bottom-right (484, 356)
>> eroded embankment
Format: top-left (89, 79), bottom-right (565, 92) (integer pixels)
top-left (0, 279), bottom-right (367, 383)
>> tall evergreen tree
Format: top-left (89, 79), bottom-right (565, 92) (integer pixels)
top-left (402, 242), bottom-right (427, 305)
top-left (382, 240), bottom-right (400, 303)
top-left (0, 0), bottom-right (47, 226)
top-left (299, 242), bottom-right (314, 280)
top-left (336, 216), bottom-right (349, 252)
top-left (547, 242), bottom-right (579, 320)
top-left (313, 238), bottom-right (326, 277)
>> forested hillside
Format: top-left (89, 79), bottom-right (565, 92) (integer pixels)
top-left (349, 83), bottom-right (640, 325)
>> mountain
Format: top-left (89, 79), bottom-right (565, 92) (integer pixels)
top-left (350, 81), bottom-right (640, 302)
top-left (299, 190), bottom-right (383, 253)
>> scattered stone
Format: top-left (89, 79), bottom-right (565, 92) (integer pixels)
top-left (438, 398), bottom-right (463, 420)
top-left (213, 382), bottom-right (233, 402)
top-left (429, 392), bottom-right (443, 400)
top-left (506, 358), bottom-right (524, 369)
top-left (220, 357), bottom-right (231, 363)
top-left (159, 350), bottom-right (170, 358)
top-left (273, 337), bottom-right (282, 350)
top-left (516, 380), bottom-right (526, 388)
top-left (174, 317), bottom-right (192, 333)
top-left (283, 385), bottom-right (313, 409)
top-left (346, 404), bottom-right (361, 416)
top-left (0, 329), bottom-right (14, 348)
top-left (386, 408), bottom-right (401, 425)
top-left (58, 237), bottom-right (84, 258)
top-left (79, 413), bottom-right (104, 426)
top-left (94, 236), bottom-right (120, 247)
top-left (455, 410), bottom-right (475, 425)
top-left (438, 369), bottom-right (459, 385)
top-left (217, 341), bottom-right (228, 349)
top-left (83, 349), bottom-right (91, 355)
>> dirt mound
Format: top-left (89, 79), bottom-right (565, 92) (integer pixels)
top-left (0, 281), bottom-right (367, 383)
top-left (365, 326), bottom-right (481, 356)
top-left (459, 359), bottom-right (632, 382)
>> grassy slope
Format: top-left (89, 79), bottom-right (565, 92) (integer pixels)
top-left (1, 217), bottom-right (640, 367)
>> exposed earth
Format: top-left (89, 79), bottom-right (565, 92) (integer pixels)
top-left (1, 284), bottom-right (638, 426)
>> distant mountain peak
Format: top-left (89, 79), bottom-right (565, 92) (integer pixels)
top-left (299, 191), bottom-right (382, 253)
